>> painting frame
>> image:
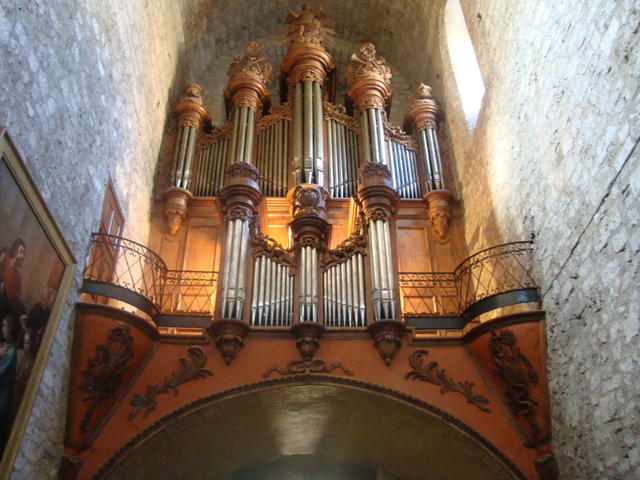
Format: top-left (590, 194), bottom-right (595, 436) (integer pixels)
top-left (0, 127), bottom-right (76, 478)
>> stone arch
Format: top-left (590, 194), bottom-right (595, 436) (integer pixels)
top-left (97, 376), bottom-right (526, 480)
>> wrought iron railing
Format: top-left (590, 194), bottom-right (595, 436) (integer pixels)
top-left (454, 241), bottom-right (536, 314)
top-left (82, 233), bottom-right (217, 319)
top-left (83, 233), bottom-right (167, 314)
top-left (398, 272), bottom-right (458, 317)
top-left (83, 234), bottom-right (537, 326)
top-left (399, 241), bottom-right (537, 320)
top-left (162, 270), bottom-right (218, 315)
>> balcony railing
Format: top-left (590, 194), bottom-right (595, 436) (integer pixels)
top-left (81, 234), bottom-right (538, 329)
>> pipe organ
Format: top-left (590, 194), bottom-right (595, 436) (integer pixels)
top-left (158, 4), bottom-right (455, 358)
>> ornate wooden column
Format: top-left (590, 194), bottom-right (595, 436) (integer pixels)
top-left (347, 44), bottom-right (404, 365)
top-left (212, 42), bottom-right (271, 364)
top-left (281, 3), bottom-right (335, 186)
top-left (163, 83), bottom-right (210, 235)
top-left (346, 43), bottom-right (391, 166)
top-left (406, 84), bottom-right (453, 241)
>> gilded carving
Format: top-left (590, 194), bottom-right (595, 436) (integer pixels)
top-left (198, 123), bottom-right (232, 147)
top-left (283, 3), bottom-right (335, 46)
top-left (227, 41), bottom-right (272, 86)
top-left (257, 104), bottom-right (292, 131)
top-left (345, 43), bottom-right (392, 87)
top-left (127, 347), bottom-right (212, 420)
top-left (79, 325), bottom-right (134, 433)
top-left (489, 329), bottom-right (544, 443)
top-left (323, 101), bottom-right (359, 130)
top-left (406, 349), bottom-right (491, 412)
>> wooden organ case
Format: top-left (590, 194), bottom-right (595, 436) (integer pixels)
top-left (66, 5), bottom-right (558, 480)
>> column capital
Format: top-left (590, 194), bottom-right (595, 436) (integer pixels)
top-left (173, 83), bottom-right (210, 128)
top-left (224, 42), bottom-right (272, 110)
top-left (405, 83), bottom-right (441, 131)
top-left (345, 43), bottom-right (392, 111)
top-left (220, 162), bottom-right (262, 219)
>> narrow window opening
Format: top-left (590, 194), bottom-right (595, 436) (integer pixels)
top-left (444, 0), bottom-right (485, 129)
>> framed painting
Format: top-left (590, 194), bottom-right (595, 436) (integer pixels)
top-left (0, 127), bottom-right (75, 477)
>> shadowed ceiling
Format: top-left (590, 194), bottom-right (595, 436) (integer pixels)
top-left (173, 0), bottom-right (446, 125)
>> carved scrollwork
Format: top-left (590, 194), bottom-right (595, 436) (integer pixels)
top-left (263, 358), bottom-right (353, 378)
top-left (227, 41), bottom-right (272, 86)
top-left (198, 123), bottom-right (231, 147)
top-left (79, 326), bottom-right (134, 433)
top-left (257, 104), bottom-right (292, 131)
top-left (282, 3), bottom-right (336, 46)
top-left (297, 234), bottom-right (321, 250)
top-left (384, 121), bottom-right (418, 150)
top-left (322, 230), bottom-right (367, 269)
top-left (406, 349), bottom-right (491, 412)
top-left (323, 101), bottom-right (359, 130)
top-left (225, 162), bottom-right (260, 181)
top-left (345, 43), bottom-right (392, 91)
top-left (489, 329), bottom-right (544, 443)
top-left (253, 232), bottom-right (295, 271)
top-left (127, 347), bottom-right (212, 420)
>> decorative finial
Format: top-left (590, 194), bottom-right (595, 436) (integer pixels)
top-left (282, 2), bottom-right (335, 46)
top-left (227, 41), bottom-right (272, 85)
top-left (345, 43), bottom-right (392, 87)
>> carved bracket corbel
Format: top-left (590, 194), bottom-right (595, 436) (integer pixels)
top-left (162, 187), bottom-right (193, 236)
top-left (425, 189), bottom-right (453, 242)
top-left (209, 318), bottom-right (251, 364)
top-left (367, 320), bottom-right (406, 365)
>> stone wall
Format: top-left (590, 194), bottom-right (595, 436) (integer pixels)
top-left (440, 1), bottom-right (640, 478)
top-left (0, 1), bottom-right (186, 477)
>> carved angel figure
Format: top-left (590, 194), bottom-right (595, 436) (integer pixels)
top-left (345, 42), bottom-right (392, 85)
top-left (283, 2), bottom-right (335, 46)
top-left (227, 41), bottom-right (272, 84)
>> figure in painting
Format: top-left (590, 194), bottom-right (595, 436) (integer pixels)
top-left (0, 239), bottom-right (26, 304)
top-left (0, 314), bottom-right (20, 452)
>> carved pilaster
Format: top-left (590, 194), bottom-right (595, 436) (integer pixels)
top-left (224, 42), bottom-right (272, 110)
top-left (345, 43), bottom-right (392, 112)
top-left (425, 189), bottom-right (453, 242)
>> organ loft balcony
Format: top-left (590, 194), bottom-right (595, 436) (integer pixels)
top-left (64, 6), bottom-right (558, 480)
